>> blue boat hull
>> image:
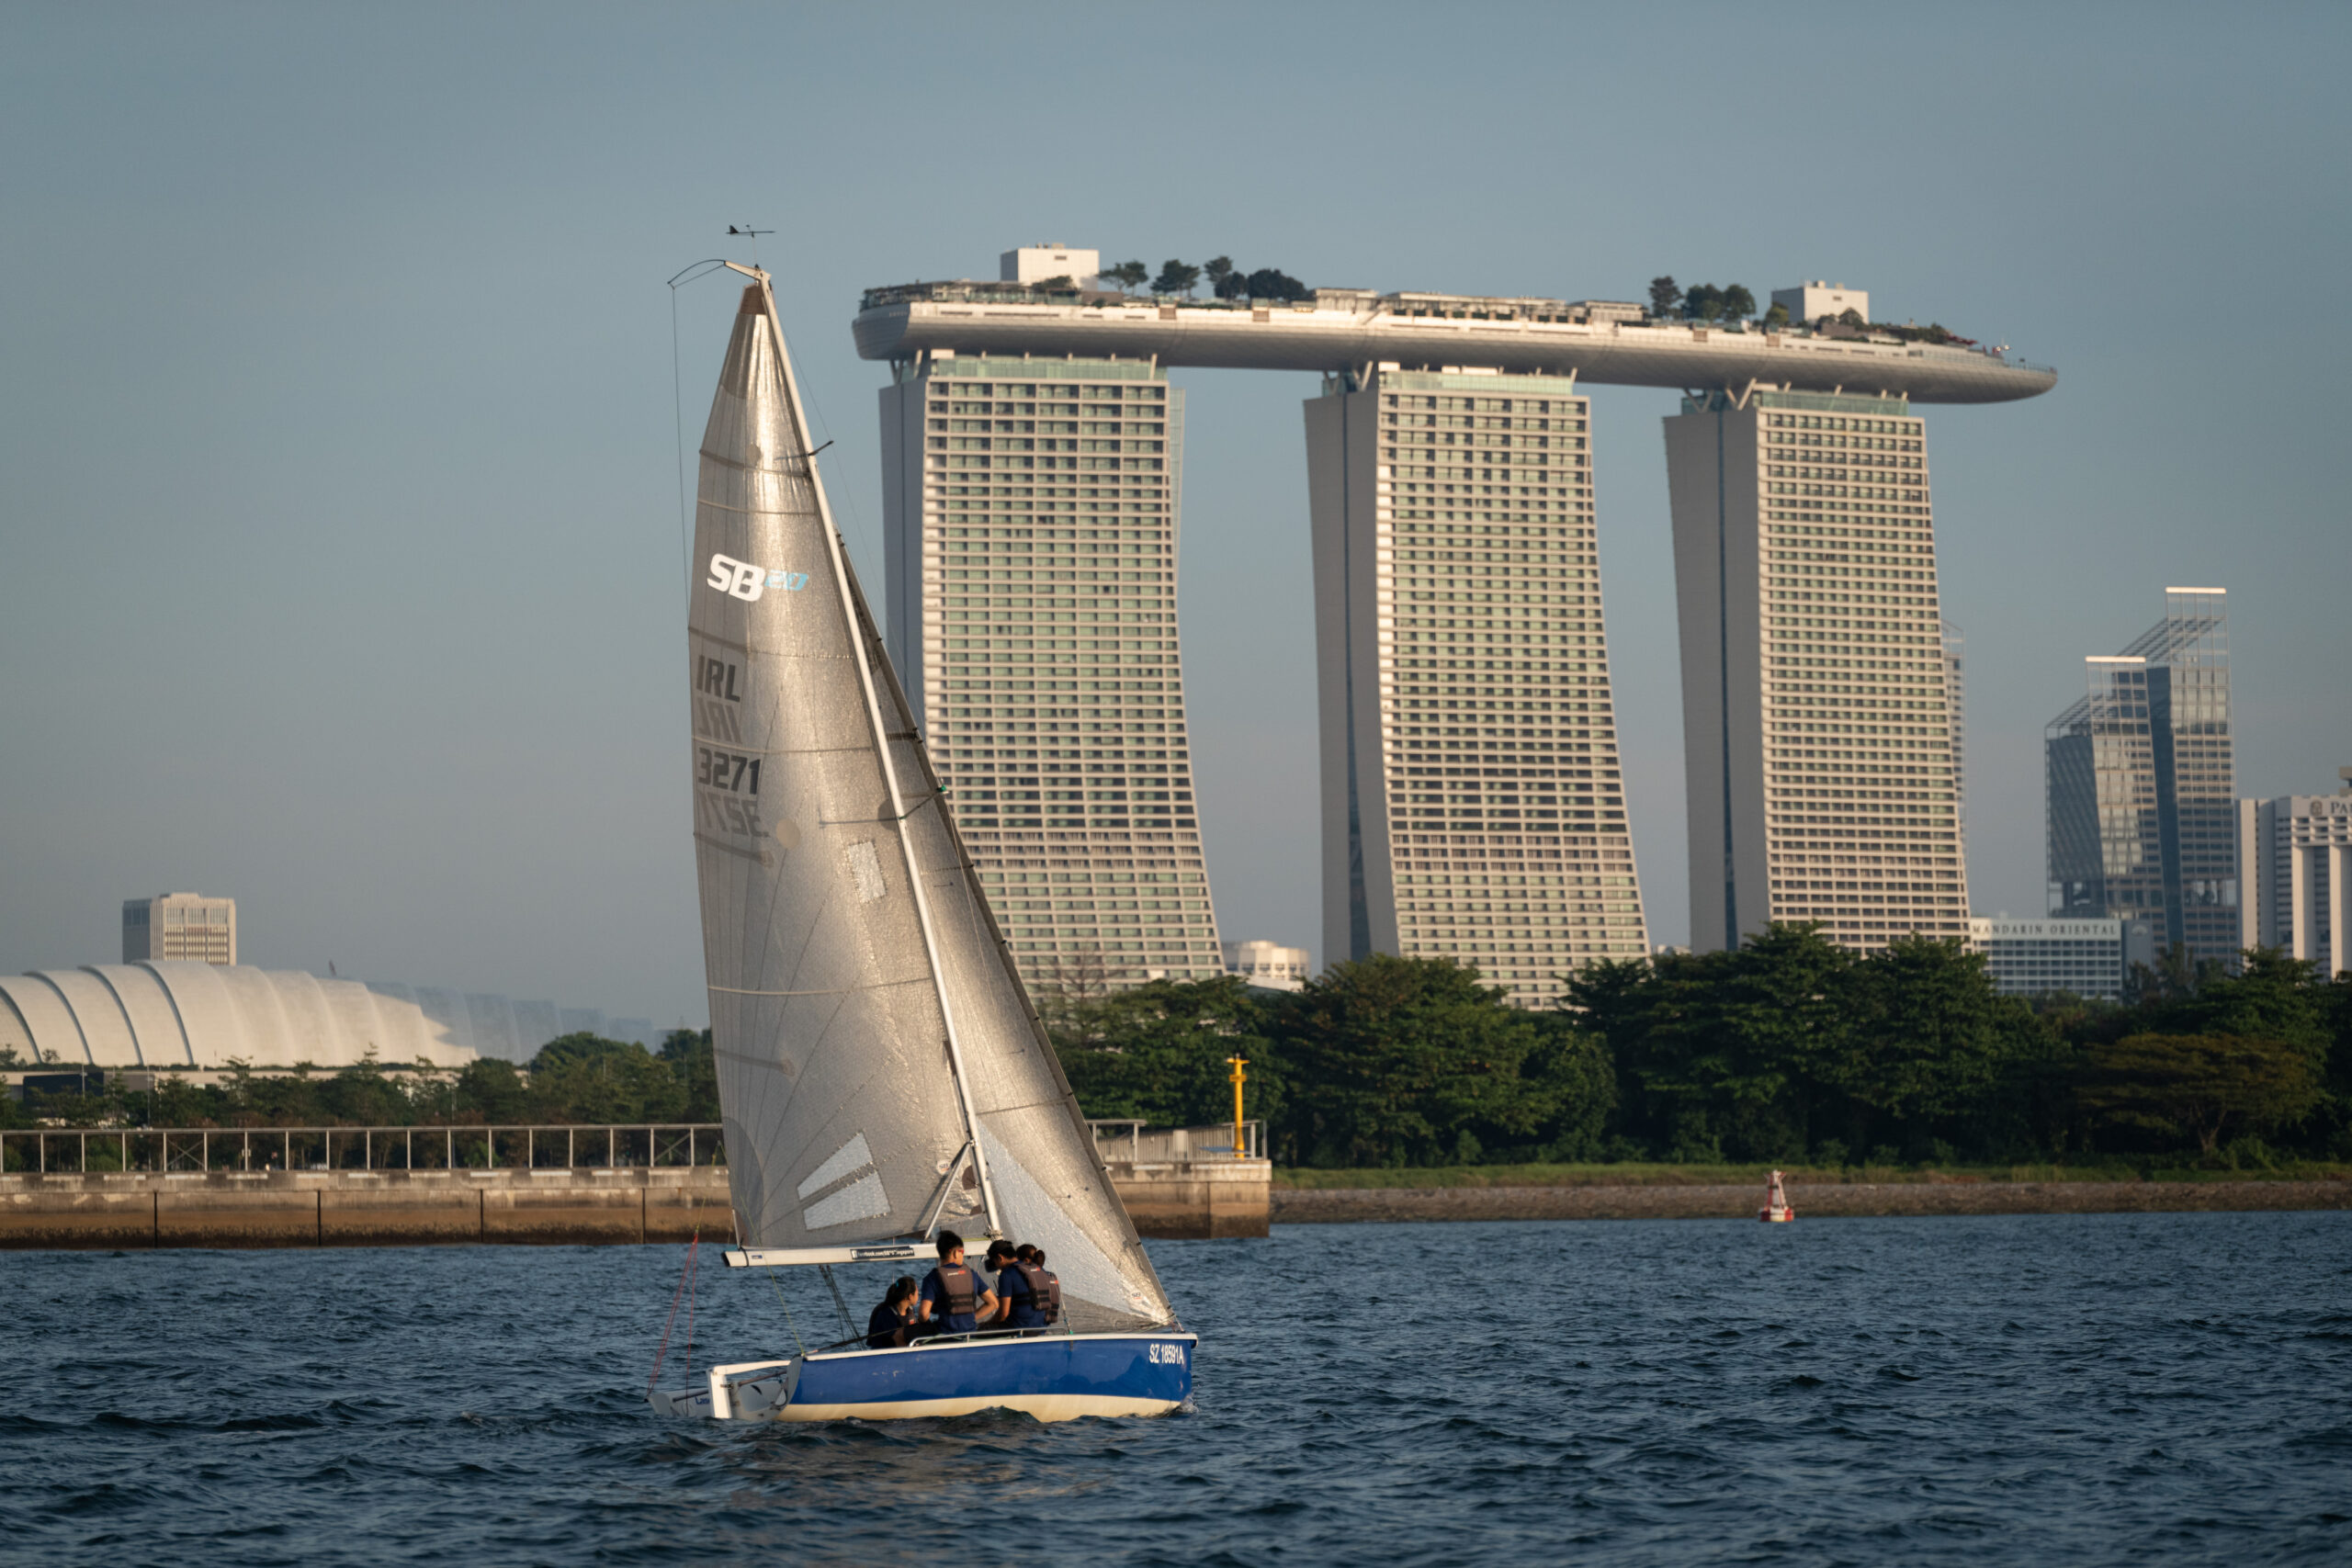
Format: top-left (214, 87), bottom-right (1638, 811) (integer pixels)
top-left (658, 1332), bottom-right (1196, 1423)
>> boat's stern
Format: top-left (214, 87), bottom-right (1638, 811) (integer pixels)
top-left (650, 1357), bottom-right (800, 1421)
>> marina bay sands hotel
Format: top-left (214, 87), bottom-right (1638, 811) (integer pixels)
top-left (851, 247), bottom-right (2056, 1005)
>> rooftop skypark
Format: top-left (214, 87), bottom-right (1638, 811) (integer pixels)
top-left (853, 278), bottom-right (2054, 404)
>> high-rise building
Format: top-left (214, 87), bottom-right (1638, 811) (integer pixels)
top-left (2045, 589), bottom-right (2238, 966)
top-left (879, 354), bottom-right (1224, 993)
top-left (121, 892), bottom-right (236, 966)
top-left (2237, 771), bottom-right (2352, 977)
top-left (1665, 389), bottom-right (1968, 953)
top-left (1307, 367), bottom-right (1649, 1008)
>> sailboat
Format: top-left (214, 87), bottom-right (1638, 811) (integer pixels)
top-left (649, 265), bottom-right (1194, 1423)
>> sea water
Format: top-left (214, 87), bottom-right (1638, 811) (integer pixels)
top-left (1, 1211), bottom-right (2346, 1564)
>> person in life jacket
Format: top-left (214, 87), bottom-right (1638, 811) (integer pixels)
top-left (916, 1230), bottom-right (997, 1338)
top-left (985, 1240), bottom-right (1045, 1333)
top-left (980, 1239), bottom-right (1025, 1330)
top-left (1001, 1244), bottom-right (1062, 1332)
top-left (865, 1276), bottom-right (919, 1349)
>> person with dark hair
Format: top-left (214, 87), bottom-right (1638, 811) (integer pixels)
top-left (916, 1229), bottom-right (996, 1338)
top-left (1027, 1247), bottom-right (1062, 1329)
top-left (993, 1243), bottom-right (1057, 1332)
top-left (980, 1239), bottom-right (1022, 1329)
top-left (866, 1277), bottom-right (919, 1349)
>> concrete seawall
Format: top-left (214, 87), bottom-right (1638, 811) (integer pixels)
top-left (0, 1161), bottom-right (1272, 1247)
top-left (0, 1168), bottom-right (734, 1249)
top-left (1272, 1179), bottom-right (2352, 1225)
top-left (1107, 1160), bottom-right (1272, 1239)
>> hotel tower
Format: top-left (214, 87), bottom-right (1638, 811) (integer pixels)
top-left (1307, 368), bottom-right (1650, 1007)
top-left (1666, 389), bottom-right (1969, 953)
top-left (879, 354), bottom-right (1224, 993)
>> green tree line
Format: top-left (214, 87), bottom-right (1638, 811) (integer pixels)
top-left (1046, 929), bottom-right (2352, 1169)
top-left (4, 1031), bottom-right (719, 1132)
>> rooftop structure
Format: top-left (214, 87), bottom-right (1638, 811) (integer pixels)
top-left (854, 283), bottom-right (2054, 403)
top-left (1001, 244), bottom-right (1101, 288)
top-left (1771, 281), bottom-right (1871, 324)
top-left (1222, 939), bottom-right (1310, 991)
top-left (123, 892), bottom-right (235, 966)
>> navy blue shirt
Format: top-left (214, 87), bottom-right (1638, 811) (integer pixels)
top-left (993, 1265), bottom-right (1049, 1330)
top-left (919, 1263), bottom-right (989, 1333)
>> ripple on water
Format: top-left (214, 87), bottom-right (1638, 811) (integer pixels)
top-left (0, 1213), bottom-right (2348, 1562)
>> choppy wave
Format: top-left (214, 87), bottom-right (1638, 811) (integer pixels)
top-left (1, 1211), bottom-right (2347, 1563)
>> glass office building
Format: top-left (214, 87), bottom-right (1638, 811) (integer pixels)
top-left (2045, 589), bottom-right (2237, 967)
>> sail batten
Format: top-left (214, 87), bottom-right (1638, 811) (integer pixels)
top-left (687, 273), bottom-right (1173, 1329)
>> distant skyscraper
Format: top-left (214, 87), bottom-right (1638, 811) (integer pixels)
top-left (2236, 770), bottom-right (2352, 977)
top-left (2045, 589), bottom-right (2238, 966)
top-left (1307, 367), bottom-right (1649, 1008)
top-left (880, 354), bottom-right (1223, 992)
top-left (1666, 390), bottom-right (1968, 953)
top-left (121, 892), bottom-right (236, 966)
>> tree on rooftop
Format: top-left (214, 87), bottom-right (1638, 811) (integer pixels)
top-left (1648, 276), bottom-right (1681, 318)
top-left (1203, 255), bottom-right (1238, 299)
top-left (1720, 284), bottom-right (1757, 321)
top-left (1153, 259), bottom-right (1201, 298)
top-left (1107, 260), bottom-right (1148, 294)
top-left (1683, 283), bottom-right (1724, 321)
top-left (1838, 307), bottom-right (1865, 327)
top-left (1762, 301), bottom-right (1790, 331)
top-left (1035, 274), bottom-right (1076, 292)
top-left (1244, 266), bottom-right (1308, 302)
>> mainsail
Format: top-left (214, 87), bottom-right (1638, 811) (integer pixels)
top-left (686, 275), bottom-right (1173, 1331)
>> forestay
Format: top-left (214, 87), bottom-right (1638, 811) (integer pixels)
top-left (686, 276), bottom-right (1172, 1331)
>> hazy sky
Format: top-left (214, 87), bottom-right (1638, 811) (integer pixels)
top-left (5, 3), bottom-right (2346, 1029)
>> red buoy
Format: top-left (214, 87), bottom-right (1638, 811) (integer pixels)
top-left (1758, 1168), bottom-right (1795, 1223)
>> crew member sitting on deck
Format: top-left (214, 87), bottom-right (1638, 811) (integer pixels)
top-left (980, 1240), bottom-right (1023, 1327)
top-left (1023, 1247), bottom-right (1062, 1329)
top-left (866, 1276), bottom-right (919, 1349)
top-left (916, 1230), bottom-right (997, 1338)
top-left (982, 1240), bottom-right (1041, 1332)
top-left (985, 1242), bottom-right (1047, 1332)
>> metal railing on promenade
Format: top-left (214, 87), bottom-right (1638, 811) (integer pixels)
top-left (0, 1123), bottom-right (726, 1176)
top-left (1088, 1119), bottom-right (1264, 1162)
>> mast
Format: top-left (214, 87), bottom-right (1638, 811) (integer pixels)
top-left (745, 267), bottom-right (1004, 1238)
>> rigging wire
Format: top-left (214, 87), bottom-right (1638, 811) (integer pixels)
top-left (817, 1264), bottom-right (857, 1338)
top-left (765, 1268), bottom-right (808, 1357)
top-left (646, 1232), bottom-right (701, 1398)
top-left (670, 285), bottom-right (690, 598)
top-left (664, 258), bottom-right (740, 600)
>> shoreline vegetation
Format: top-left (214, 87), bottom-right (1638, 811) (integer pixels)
top-left (1048, 931), bottom-right (2352, 1175)
top-left (10, 928), bottom-right (2346, 1194)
